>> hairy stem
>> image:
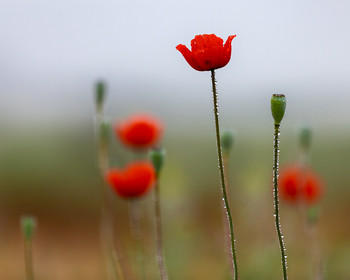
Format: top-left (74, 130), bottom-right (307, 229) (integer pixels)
top-left (211, 69), bottom-right (238, 280)
top-left (273, 123), bottom-right (288, 280)
top-left (222, 153), bottom-right (235, 278)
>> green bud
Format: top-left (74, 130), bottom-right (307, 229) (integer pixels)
top-left (95, 81), bottom-right (106, 107)
top-left (271, 94), bottom-right (286, 124)
top-left (221, 130), bottom-right (235, 154)
top-left (20, 216), bottom-right (37, 241)
top-left (149, 148), bottom-right (166, 176)
top-left (299, 125), bottom-right (312, 151)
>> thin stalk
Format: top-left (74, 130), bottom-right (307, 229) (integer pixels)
top-left (96, 108), bottom-right (126, 280)
top-left (24, 240), bottom-right (34, 280)
top-left (211, 69), bottom-right (238, 280)
top-left (273, 124), bottom-right (288, 280)
top-left (222, 153), bottom-right (231, 199)
top-left (129, 200), bottom-right (145, 280)
top-left (154, 179), bottom-right (169, 280)
top-left (100, 203), bottom-right (126, 280)
top-left (222, 153), bottom-right (235, 279)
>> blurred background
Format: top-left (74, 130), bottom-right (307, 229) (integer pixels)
top-left (1, 0), bottom-right (350, 279)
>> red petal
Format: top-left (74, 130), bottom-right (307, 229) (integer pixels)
top-left (177, 34), bottom-right (236, 71)
top-left (115, 114), bottom-right (163, 149)
top-left (176, 44), bottom-right (205, 71)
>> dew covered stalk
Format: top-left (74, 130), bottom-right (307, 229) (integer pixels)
top-left (273, 123), bottom-right (288, 280)
top-left (211, 69), bottom-right (238, 280)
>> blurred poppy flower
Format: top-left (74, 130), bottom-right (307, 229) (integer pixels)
top-left (106, 161), bottom-right (156, 199)
top-left (115, 114), bottom-right (163, 149)
top-left (278, 165), bottom-right (323, 204)
top-left (176, 34), bottom-right (236, 71)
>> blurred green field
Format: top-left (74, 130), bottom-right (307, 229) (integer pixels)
top-left (0, 123), bottom-right (349, 279)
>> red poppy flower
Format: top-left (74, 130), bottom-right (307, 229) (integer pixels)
top-left (176, 34), bottom-right (236, 71)
top-left (278, 165), bottom-right (323, 205)
top-left (115, 114), bottom-right (163, 149)
top-left (106, 161), bottom-right (156, 199)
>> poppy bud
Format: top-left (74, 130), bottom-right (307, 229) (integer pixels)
top-left (95, 80), bottom-right (106, 108)
top-left (20, 216), bottom-right (37, 241)
top-left (271, 94), bottom-right (286, 124)
top-left (150, 148), bottom-right (166, 176)
top-left (221, 130), bottom-right (235, 154)
top-left (299, 126), bottom-right (312, 151)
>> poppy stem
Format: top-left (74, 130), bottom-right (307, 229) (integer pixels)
top-left (24, 240), bottom-right (35, 280)
top-left (305, 213), bottom-right (323, 280)
top-left (210, 69), bottom-right (238, 280)
top-left (273, 124), bottom-right (288, 280)
top-left (95, 110), bottom-right (127, 280)
top-left (154, 178), bottom-right (169, 280)
top-left (129, 200), bottom-right (146, 280)
top-left (222, 153), bottom-right (235, 279)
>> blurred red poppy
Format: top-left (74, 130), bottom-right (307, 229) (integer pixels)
top-left (106, 161), bottom-right (156, 199)
top-left (176, 34), bottom-right (236, 71)
top-left (279, 165), bottom-right (324, 204)
top-left (115, 114), bottom-right (163, 149)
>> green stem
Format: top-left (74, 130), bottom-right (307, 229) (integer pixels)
top-left (24, 240), bottom-right (34, 280)
top-left (222, 153), bottom-right (235, 279)
top-left (96, 109), bottom-right (126, 280)
top-left (211, 69), bottom-right (238, 280)
top-left (129, 200), bottom-right (145, 280)
top-left (273, 124), bottom-right (288, 280)
top-left (154, 179), bottom-right (169, 280)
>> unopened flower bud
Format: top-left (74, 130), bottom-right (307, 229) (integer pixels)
top-left (20, 216), bottom-right (37, 241)
top-left (149, 148), bottom-right (166, 177)
top-left (221, 130), bottom-right (235, 154)
top-left (271, 94), bottom-right (286, 124)
top-left (95, 81), bottom-right (106, 108)
top-left (299, 126), bottom-right (312, 151)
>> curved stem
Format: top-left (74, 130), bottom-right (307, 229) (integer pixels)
top-left (211, 69), bottom-right (238, 280)
top-left (222, 153), bottom-right (235, 278)
top-left (154, 179), bottom-right (169, 280)
top-left (273, 124), bottom-right (288, 280)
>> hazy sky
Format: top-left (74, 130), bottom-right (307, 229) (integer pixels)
top-left (1, 0), bottom-right (350, 129)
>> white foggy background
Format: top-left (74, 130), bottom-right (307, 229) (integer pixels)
top-left (1, 0), bottom-right (349, 134)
